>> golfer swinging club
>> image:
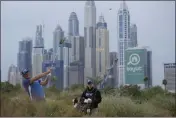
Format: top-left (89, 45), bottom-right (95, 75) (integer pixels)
top-left (21, 68), bottom-right (52, 101)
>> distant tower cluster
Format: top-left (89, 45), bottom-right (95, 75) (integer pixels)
top-left (12, 0), bottom-right (153, 90)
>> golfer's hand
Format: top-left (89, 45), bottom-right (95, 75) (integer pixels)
top-left (47, 68), bottom-right (52, 73)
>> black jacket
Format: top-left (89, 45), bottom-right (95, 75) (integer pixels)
top-left (80, 87), bottom-right (102, 108)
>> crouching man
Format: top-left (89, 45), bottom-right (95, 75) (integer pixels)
top-left (79, 80), bottom-right (102, 115)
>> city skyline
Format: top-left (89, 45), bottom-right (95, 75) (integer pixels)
top-left (1, 1), bottom-right (175, 86)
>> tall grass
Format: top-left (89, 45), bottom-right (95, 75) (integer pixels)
top-left (1, 82), bottom-right (175, 117)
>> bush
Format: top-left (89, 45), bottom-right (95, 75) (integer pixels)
top-left (69, 84), bottom-right (85, 91)
top-left (119, 85), bottom-right (142, 97)
top-left (149, 94), bottom-right (176, 116)
top-left (97, 95), bottom-right (170, 117)
top-left (1, 83), bottom-right (175, 117)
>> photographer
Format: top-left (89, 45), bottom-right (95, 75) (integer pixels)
top-left (80, 80), bottom-right (102, 115)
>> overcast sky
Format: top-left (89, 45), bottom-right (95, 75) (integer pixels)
top-left (1, 1), bottom-right (175, 86)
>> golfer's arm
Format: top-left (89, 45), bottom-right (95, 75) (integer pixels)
top-left (30, 71), bottom-right (50, 83)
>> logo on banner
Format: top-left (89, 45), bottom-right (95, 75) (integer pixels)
top-left (126, 53), bottom-right (142, 72)
top-left (127, 53), bottom-right (140, 66)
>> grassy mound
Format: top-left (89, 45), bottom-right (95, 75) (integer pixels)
top-left (1, 82), bottom-right (175, 117)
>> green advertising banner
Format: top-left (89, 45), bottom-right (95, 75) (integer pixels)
top-left (125, 49), bottom-right (147, 84)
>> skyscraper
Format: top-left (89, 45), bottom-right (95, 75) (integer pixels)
top-left (53, 25), bottom-right (64, 55)
top-left (164, 63), bottom-right (175, 92)
top-left (0, 36), bottom-right (1, 81)
top-left (8, 64), bottom-right (21, 86)
top-left (147, 50), bottom-right (152, 87)
top-left (48, 48), bottom-right (54, 61)
top-left (43, 49), bottom-right (48, 61)
top-left (84, 0), bottom-right (96, 85)
top-left (108, 52), bottom-right (119, 87)
top-left (35, 25), bottom-right (44, 48)
top-left (33, 25), bottom-right (44, 77)
top-left (43, 48), bottom-right (54, 61)
top-left (70, 36), bottom-right (85, 65)
top-left (58, 40), bottom-right (72, 89)
top-left (96, 14), bottom-right (109, 77)
top-left (68, 12), bottom-right (79, 36)
top-left (96, 14), bottom-right (107, 29)
top-left (130, 24), bottom-right (138, 47)
top-left (17, 38), bottom-right (33, 74)
top-left (117, 1), bottom-right (131, 86)
top-left (68, 61), bottom-right (84, 87)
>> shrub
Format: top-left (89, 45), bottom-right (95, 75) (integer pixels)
top-left (119, 85), bottom-right (141, 97)
top-left (1, 82), bottom-right (175, 117)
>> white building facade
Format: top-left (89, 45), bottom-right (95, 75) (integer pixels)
top-left (84, 1), bottom-right (97, 85)
top-left (117, 1), bottom-right (131, 86)
top-left (96, 15), bottom-right (109, 77)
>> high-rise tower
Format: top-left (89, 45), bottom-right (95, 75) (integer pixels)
top-left (17, 38), bottom-right (33, 74)
top-left (117, 1), bottom-right (131, 86)
top-left (84, 0), bottom-right (96, 85)
top-left (96, 14), bottom-right (107, 29)
top-left (8, 64), bottom-right (19, 86)
top-left (53, 25), bottom-right (64, 56)
top-left (96, 14), bottom-right (109, 77)
top-left (130, 24), bottom-right (138, 47)
top-left (32, 25), bottom-right (44, 77)
top-left (68, 12), bottom-right (79, 36)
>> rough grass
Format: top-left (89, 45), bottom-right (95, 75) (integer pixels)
top-left (1, 84), bottom-right (176, 117)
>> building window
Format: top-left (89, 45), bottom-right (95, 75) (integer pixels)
top-left (99, 52), bottom-right (101, 72)
top-left (120, 45), bottom-right (123, 49)
top-left (119, 27), bottom-right (123, 32)
top-left (99, 38), bottom-right (101, 47)
top-left (119, 15), bottom-right (123, 21)
top-left (119, 22), bottom-right (123, 28)
top-left (119, 33), bottom-right (123, 38)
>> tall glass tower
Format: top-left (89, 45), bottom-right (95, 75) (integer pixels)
top-left (68, 12), bottom-right (79, 36)
top-left (84, 0), bottom-right (96, 85)
top-left (117, 1), bottom-right (131, 86)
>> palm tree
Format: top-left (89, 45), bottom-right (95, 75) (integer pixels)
top-left (52, 76), bottom-right (57, 81)
top-left (162, 79), bottom-right (167, 91)
top-left (51, 76), bottom-right (58, 88)
top-left (59, 38), bottom-right (65, 44)
top-left (144, 76), bottom-right (148, 88)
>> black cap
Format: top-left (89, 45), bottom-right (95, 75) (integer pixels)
top-left (87, 80), bottom-right (93, 85)
top-left (21, 69), bottom-right (29, 75)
